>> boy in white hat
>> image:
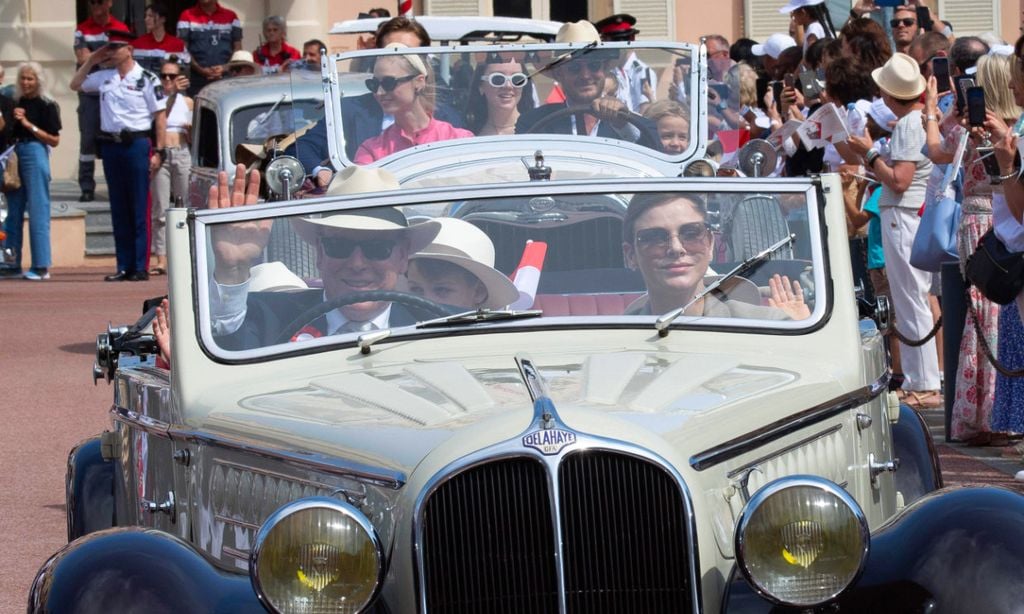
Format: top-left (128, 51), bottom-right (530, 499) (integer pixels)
top-left (406, 218), bottom-right (519, 310)
top-left (847, 53), bottom-right (941, 406)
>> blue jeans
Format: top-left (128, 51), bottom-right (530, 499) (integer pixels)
top-left (4, 140), bottom-right (52, 270)
top-left (101, 138), bottom-right (151, 273)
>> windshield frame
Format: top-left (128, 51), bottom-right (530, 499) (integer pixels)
top-left (322, 41), bottom-right (707, 173)
top-left (191, 177), bottom-right (831, 364)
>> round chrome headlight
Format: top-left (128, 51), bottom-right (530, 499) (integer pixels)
top-left (734, 476), bottom-right (869, 607)
top-left (251, 497), bottom-right (383, 614)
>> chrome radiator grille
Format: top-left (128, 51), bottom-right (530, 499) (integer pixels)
top-left (560, 452), bottom-right (691, 612)
top-left (421, 452), bottom-right (692, 613)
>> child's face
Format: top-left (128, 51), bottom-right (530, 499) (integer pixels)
top-left (657, 115), bottom-right (690, 154)
top-left (407, 261), bottom-right (487, 309)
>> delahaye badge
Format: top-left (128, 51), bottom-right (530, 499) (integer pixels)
top-left (522, 428), bottom-right (577, 455)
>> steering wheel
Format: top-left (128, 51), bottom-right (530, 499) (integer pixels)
top-left (525, 105), bottom-right (652, 136)
top-left (274, 291), bottom-right (454, 345)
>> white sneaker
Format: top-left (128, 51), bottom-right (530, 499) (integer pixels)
top-left (23, 269), bottom-right (50, 281)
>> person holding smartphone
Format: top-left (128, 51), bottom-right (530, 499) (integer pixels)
top-left (925, 54), bottom-right (1024, 443)
top-left (847, 53), bottom-right (941, 407)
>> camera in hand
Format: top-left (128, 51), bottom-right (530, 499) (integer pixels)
top-left (931, 57), bottom-right (950, 94)
top-left (966, 86), bottom-right (986, 127)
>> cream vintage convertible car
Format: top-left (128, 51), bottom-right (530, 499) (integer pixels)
top-left (30, 41), bottom-right (1024, 614)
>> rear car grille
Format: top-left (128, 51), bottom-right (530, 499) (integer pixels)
top-left (421, 451), bottom-right (692, 613)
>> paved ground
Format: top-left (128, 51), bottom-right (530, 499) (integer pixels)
top-left (0, 267), bottom-right (1021, 611)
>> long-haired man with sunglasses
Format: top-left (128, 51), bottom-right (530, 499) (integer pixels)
top-left (516, 21), bottom-right (659, 148)
top-left (208, 166), bottom-right (443, 350)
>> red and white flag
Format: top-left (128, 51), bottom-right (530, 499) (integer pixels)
top-left (510, 240), bottom-right (547, 309)
top-left (398, 0), bottom-right (413, 17)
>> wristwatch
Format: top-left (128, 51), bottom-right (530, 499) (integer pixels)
top-left (925, 114), bottom-right (938, 123)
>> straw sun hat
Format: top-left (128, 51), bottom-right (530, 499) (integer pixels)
top-left (872, 53), bottom-right (926, 100)
top-left (292, 166), bottom-right (440, 253)
top-left (410, 218), bottom-right (519, 309)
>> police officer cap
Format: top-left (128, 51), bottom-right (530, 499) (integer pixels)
top-left (106, 27), bottom-right (135, 45)
top-left (593, 14), bottom-right (639, 41)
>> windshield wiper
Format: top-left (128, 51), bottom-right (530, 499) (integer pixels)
top-left (532, 40), bottom-right (598, 76)
top-left (654, 233), bottom-right (796, 338)
top-left (417, 309), bottom-right (543, 329)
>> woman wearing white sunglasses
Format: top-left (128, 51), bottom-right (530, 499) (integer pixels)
top-left (466, 54), bottom-right (535, 136)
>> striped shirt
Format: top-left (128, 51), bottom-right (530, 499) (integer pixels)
top-left (132, 32), bottom-right (191, 74)
top-left (177, 3), bottom-right (242, 68)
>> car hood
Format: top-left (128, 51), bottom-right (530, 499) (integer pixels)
top-left (198, 347), bottom-right (848, 477)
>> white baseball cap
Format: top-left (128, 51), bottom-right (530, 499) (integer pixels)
top-left (751, 34), bottom-right (797, 60)
top-left (779, 0), bottom-right (824, 13)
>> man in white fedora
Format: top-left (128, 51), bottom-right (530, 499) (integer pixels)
top-left (406, 218), bottom-right (519, 310)
top-left (208, 164), bottom-right (442, 349)
top-left (226, 50), bottom-right (258, 77)
top-left (515, 21), bottom-right (660, 148)
top-left (848, 53), bottom-right (941, 406)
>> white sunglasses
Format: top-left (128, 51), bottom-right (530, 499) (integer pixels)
top-left (481, 72), bottom-right (528, 88)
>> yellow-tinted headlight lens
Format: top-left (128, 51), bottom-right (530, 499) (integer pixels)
top-left (735, 477), bottom-right (869, 607)
top-left (251, 498), bottom-right (383, 614)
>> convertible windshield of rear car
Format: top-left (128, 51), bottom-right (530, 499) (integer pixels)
top-left (318, 43), bottom-right (700, 168)
top-left (194, 180), bottom-right (827, 360)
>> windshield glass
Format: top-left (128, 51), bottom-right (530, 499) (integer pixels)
top-left (195, 182), bottom-right (825, 360)
top-left (314, 43), bottom-right (699, 168)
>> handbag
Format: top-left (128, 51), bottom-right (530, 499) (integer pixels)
top-left (965, 228), bottom-right (1024, 305)
top-left (909, 194), bottom-right (961, 271)
top-left (909, 131), bottom-right (967, 272)
top-left (2, 150), bottom-right (20, 192)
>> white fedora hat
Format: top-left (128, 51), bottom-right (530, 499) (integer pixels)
top-left (872, 53), bottom-right (926, 100)
top-left (248, 261), bottom-right (308, 293)
top-left (779, 0), bottom-right (823, 13)
top-left (294, 166), bottom-right (440, 253)
top-left (227, 50), bottom-right (258, 70)
top-left (556, 20), bottom-right (601, 44)
top-left (411, 218), bottom-right (519, 309)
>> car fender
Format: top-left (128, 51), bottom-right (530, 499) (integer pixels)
top-left (66, 436), bottom-right (115, 541)
top-left (891, 402), bottom-right (943, 504)
top-left (29, 527), bottom-right (265, 614)
top-left (722, 486), bottom-right (1024, 613)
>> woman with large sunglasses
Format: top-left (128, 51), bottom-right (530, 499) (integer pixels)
top-left (354, 44), bottom-right (473, 164)
top-left (465, 54), bottom-right (535, 136)
top-left (621, 192), bottom-right (809, 319)
top-left (149, 57), bottom-right (192, 276)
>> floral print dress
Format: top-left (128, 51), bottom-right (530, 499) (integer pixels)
top-left (947, 125), bottom-right (1001, 441)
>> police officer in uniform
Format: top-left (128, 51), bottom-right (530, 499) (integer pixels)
top-left (71, 28), bottom-right (167, 281)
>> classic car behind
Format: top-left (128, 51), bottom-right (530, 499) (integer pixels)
top-left (30, 41), bottom-right (1024, 614)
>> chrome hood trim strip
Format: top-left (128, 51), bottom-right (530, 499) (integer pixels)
top-left (110, 406), bottom-right (405, 489)
top-left (689, 371), bottom-right (890, 471)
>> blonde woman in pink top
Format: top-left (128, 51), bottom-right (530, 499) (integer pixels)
top-left (354, 44), bottom-right (472, 164)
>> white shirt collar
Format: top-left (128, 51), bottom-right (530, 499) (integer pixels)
top-left (323, 291), bottom-right (393, 334)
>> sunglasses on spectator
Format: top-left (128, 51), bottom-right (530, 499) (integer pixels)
top-left (160, 72), bottom-right (180, 80)
top-left (634, 223), bottom-right (710, 253)
top-left (481, 72), bottom-right (528, 88)
top-left (565, 59), bottom-right (606, 74)
top-left (365, 74), bottom-right (417, 93)
top-left (890, 18), bottom-right (916, 28)
top-left (320, 237), bottom-right (397, 261)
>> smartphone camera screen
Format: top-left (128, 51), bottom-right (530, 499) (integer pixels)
top-left (771, 80), bottom-right (784, 114)
top-left (756, 77), bottom-right (769, 110)
top-left (966, 86), bottom-right (987, 127)
top-left (932, 57), bottom-right (950, 93)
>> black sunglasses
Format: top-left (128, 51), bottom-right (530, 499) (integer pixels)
top-left (365, 74), bottom-right (417, 93)
top-left (890, 18), bottom-right (916, 28)
top-left (635, 223), bottom-right (710, 252)
top-left (565, 59), bottom-right (606, 75)
top-left (160, 72), bottom-right (180, 80)
top-left (320, 237), bottom-right (396, 261)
